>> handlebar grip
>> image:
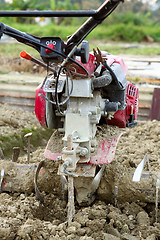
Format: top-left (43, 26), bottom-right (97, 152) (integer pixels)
top-left (20, 51), bottom-right (32, 60)
top-left (20, 50), bottom-right (57, 74)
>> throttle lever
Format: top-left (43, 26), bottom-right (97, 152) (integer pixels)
top-left (20, 51), bottom-right (56, 75)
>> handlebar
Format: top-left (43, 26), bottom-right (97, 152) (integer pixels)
top-left (0, 22), bottom-right (41, 51)
top-left (0, 0), bottom-right (124, 53)
top-left (0, 10), bottom-right (97, 17)
top-left (67, 0), bottom-right (123, 49)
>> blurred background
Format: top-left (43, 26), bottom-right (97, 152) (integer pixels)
top-left (0, 0), bottom-right (159, 43)
top-left (0, 0), bottom-right (160, 122)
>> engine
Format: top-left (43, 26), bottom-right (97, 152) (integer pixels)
top-left (35, 44), bottom-right (138, 131)
top-left (35, 41), bottom-right (139, 170)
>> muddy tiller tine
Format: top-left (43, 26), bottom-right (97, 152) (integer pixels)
top-left (67, 175), bottom-right (75, 225)
top-left (34, 160), bottom-right (45, 204)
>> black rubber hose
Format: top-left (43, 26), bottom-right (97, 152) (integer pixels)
top-left (92, 70), bottom-right (112, 88)
top-left (102, 60), bottom-right (124, 90)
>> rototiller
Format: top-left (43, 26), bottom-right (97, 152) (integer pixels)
top-left (0, 0), bottom-right (138, 223)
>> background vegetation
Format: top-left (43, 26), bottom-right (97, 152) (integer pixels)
top-left (0, 0), bottom-right (159, 43)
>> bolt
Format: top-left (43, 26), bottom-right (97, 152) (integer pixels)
top-left (73, 136), bottom-right (80, 141)
top-left (80, 148), bottom-right (88, 156)
top-left (57, 156), bottom-right (62, 161)
top-left (24, 132), bottom-right (32, 164)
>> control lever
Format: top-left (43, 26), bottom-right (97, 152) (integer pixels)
top-left (20, 51), bottom-right (56, 75)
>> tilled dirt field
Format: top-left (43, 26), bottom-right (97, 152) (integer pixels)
top-left (0, 103), bottom-right (160, 240)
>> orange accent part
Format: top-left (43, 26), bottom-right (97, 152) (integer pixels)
top-left (45, 44), bottom-right (55, 54)
top-left (20, 51), bottom-right (32, 60)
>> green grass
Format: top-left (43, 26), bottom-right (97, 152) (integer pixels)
top-left (89, 43), bottom-right (160, 56)
top-left (1, 21), bottom-right (79, 40)
top-left (0, 21), bottom-right (159, 60)
top-left (88, 23), bottom-right (160, 43)
top-left (0, 127), bottom-right (55, 159)
top-left (0, 20), bottom-right (160, 42)
top-left (0, 41), bottom-right (159, 59)
top-left (0, 42), bottom-right (39, 58)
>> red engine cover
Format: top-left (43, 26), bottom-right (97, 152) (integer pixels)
top-left (106, 82), bottom-right (139, 128)
top-left (68, 53), bottom-right (96, 76)
top-left (126, 81), bottom-right (139, 120)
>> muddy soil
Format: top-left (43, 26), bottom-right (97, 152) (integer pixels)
top-left (0, 104), bottom-right (160, 240)
top-left (0, 103), bottom-right (40, 136)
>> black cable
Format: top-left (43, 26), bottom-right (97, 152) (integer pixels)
top-left (3, 28), bottom-right (87, 114)
top-left (4, 29), bottom-right (89, 76)
top-left (102, 60), bottom-right (124, 90)
top-left (55, 66), bottom-right (63, 115)
top-left (69, 66), bottom-right (88, 78)
top-left (58, 69), bottom-right (73, 106)
top-left (54, 67), bottom-right (73, 115)
top-left (3, 24), bottom-right (90, 115)
top-left (40, 67), bottom-right (73, 107)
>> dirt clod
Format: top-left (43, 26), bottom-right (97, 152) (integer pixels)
top-left (0, 103), bottom-right (160, 239)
